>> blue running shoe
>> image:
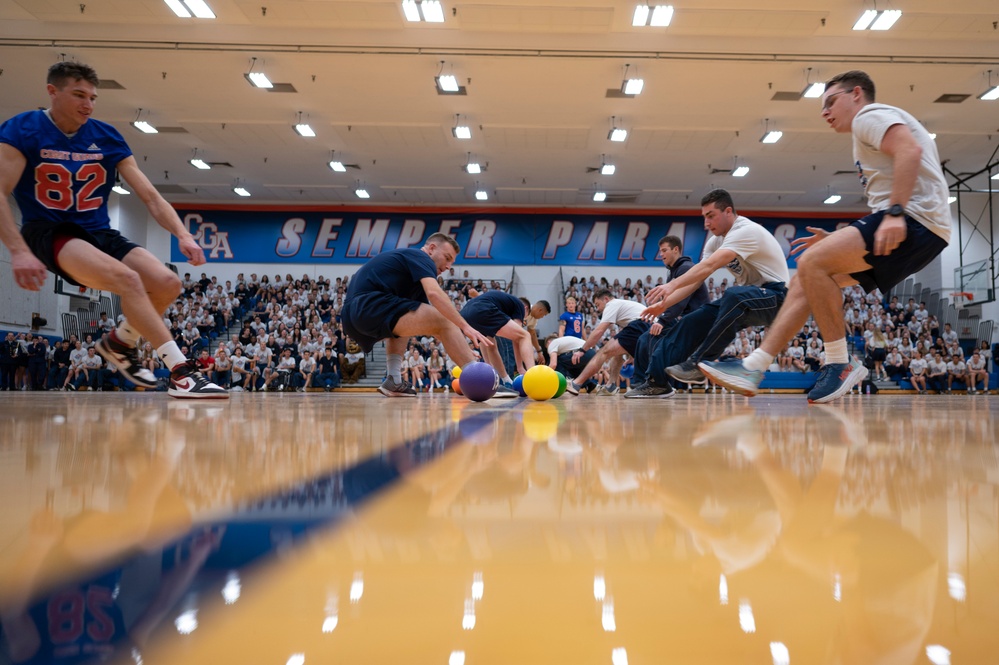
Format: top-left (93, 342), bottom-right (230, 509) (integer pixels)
top-left (698, 359), bottom-right (763, 397)
top-left (807, 357), bottom-right (868, 404)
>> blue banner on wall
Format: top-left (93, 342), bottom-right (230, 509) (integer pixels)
top-left (173, 208), bottom-right (858, 267)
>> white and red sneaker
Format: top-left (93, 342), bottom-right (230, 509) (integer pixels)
top-left (96, 335), bottom-right (159, 389)
top-left (168, 360), bottom-right (228, 399)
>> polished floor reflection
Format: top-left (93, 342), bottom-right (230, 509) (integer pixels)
top-left (1, 393), bottom-right (998, 665)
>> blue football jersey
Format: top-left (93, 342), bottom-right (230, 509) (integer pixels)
top-left (0, 110), bottom-right (132, 232)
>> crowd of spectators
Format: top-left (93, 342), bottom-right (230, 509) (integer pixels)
top-left (2, 267), bottom-right (991, 394)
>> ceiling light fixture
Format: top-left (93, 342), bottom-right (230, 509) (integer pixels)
top-left (731, 157), bottom-right (749, 178)
top-left (164, 0), bottom-right (216, 19)
top-left (621, 64), bottom-right (644, 96)
top-left (328, 150), bottom-right (347, 172)
top-left (823, 186), bottom-right (841, 204)
top-left (760, 119), bottom-right (783, 144)
top-left (294, 112), bottom-right (316, 137)
top-left (402, 0), bottom-right (444, 22)
top-left (131, 109), bottom-right (158, 134)
top-left (979, 70), bottom-right (999, 101)
top-left (593, 191), bottom-right (607, 202)
top-left (189, 149), bottom-right (211, 170)
top-left (801, 67), bottom-right (825, 98)
top-left (474, 183), bottom-right (488, 201)
top-left (854, 7), bottom-right (902, 31)
top-left (608, 116), bottom-right (628, 142)
top-left (244, 57), bottom-right (273, 89)
top-left (452, 115), bottom-right (472, 139)
top-left (111, 176), bottom-right (130, 195)
top-left (355, 185), bottom-right (370, 199)
top-left (233, 184), bottom-right (250, 197)
top-left (601, 163), bottom-right (616, 175)
top-left (632, 4), bottom-right (673, 27)
top-left (464, 153), bottom-right (484, 174)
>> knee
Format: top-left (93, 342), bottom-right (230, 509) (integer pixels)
top-left (155, 270), bottom-right (183, 300)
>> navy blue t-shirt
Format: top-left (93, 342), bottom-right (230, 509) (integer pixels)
top-left (468, 291), bottom-right (525, 321)
top-left (345, 248), bottom-right (438, 304)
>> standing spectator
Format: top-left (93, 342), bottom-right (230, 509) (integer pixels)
top-left (558, 296), bottom-right (585, 339)
top-left (27, 336), bottom-right (49, 390)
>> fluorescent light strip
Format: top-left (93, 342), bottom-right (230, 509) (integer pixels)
top-left (233, 187), bottom-right (250, 197)
top-left (649, 5), bottom-right (673, 26)
top-left (991, 172), bottom-right (999, 180)
top-left (246, 72), bottom-right (273, 88)
top-left (870, 9), bottom-right (901, 30)
top-left (355, 189), bottom-right (370, 199)
top-left (852, 9), bottom-right (877, 30)
top-left (632, 5), bottom-right (649, 26)
top-left (761, 130), bottom-right (783, 144)
top-left (329, 161), bottom-right (347, 172)
top-left (593, 192), bottom-right (607, 202)
top-left (437, 75), bottom-right (459, 92)
top-left (453, 125), bottom-right (471, 139)
top-left (475, 190), bottom-right (488, 201)
top-left (164, 0), bottom-right (192, 17)
top-left (823, 194), bottom-right (841, 204)
top-left (601, 164), bottom-right (616, 175)
top-left (803, 82), bottom-right (825, 98)
top-left (465, 163), bottom-right (481, 174)
top-left (294, 124), bottom-right (316, 137)
top-left (623, 78), bottom-right (644, 95)
top-left (732, 165), bottom-right (750, 177)
top-left (401, 0), bottom-right (421, 21)
top-left (421, 0), bottom-right (445, 22)
top-left (979, 86), bottom-right (999, 101)
top-left (190, 158), bottom-right (211, 169)
top-left (609, 128), bottom-right (627, 142)
top-left (112, 185), bottom-right (130, 195)
top-left (132, 121), bottom-right (158, 134)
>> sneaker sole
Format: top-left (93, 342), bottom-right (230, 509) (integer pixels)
top-left (665, 368), bottom-right (707, 385)
top-left (698, 363), bottom-right (760, 397)
top-left (96, 339), bottom-right (159, 389)
top-left (807, 364), bottom-right (869, 404)
top-left (378, 386), bottom-right (417, 397)
top-left (167, 388), bottom-right (229, 400)
top-left (623, 390), bottom-right (675, 399)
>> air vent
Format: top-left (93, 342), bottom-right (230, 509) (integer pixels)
top-left (267, 83), bottom-right (298, 93)
top-left (156, 127), bottom-right (189, 134)
top-left (771, 91), bottom-right (803, 101)
top-left (934, 94), bottom-right (970, 104)
top-left (98, 79), bottom-right (125, 90)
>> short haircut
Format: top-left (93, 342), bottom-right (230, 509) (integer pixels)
top-left (658, 234), bottom-right (683, 252)
top-left (701, 189), bottom-right (736, 214)
top-left (825, 70), bottom-right (875, 103)
top-left (425, 232), bottom-right (460, 253)
top-left (565, 296), bottom-right (577, 304)
top-left (519, 297), bottom-right (531, 312)
top-left (593, 288), bottom-right (613, 301)
top-left (48, 62), bottom-right (100, 88)
top-left (536, 299), bottom-right (552, 313)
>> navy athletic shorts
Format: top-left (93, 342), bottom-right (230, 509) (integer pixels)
top-left (849, 211), bottom-right (948, 294)
top-left (459, 298), bottom-right (515, 337)
top-left (340, 291), bottom-right (423, 353)
top-left (21, 220), bottom-right (141, 287)
top-left (615, 319), bottom-right (651, 357)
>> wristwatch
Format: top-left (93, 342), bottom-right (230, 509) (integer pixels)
top-left (886, 203), bottom-right (905, 217)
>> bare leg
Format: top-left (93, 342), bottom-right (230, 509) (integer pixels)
top-left (574, 339), bottom-right (624, 385)
top-left (392, 304), bottom-right (477, 367)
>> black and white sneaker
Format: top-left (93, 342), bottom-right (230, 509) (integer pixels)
top-left (379, 377), bottom-right (418, 397)
top-left (96, 336), bottom-right (159, 389)
top-left (623, 381), bottom-right (676, 399)
top-left (168, 360), bottom-right (229, 400)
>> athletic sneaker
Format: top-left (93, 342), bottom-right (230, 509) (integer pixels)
top-left (595, 384), bottom-right (619, 396)
top-left (565, 380), bottom-right (581, 396)
top-left (623, 381), bottom-right (675, 399)
top-left (493, 384), bottom-right (520, 398)
top-left (96, 336), bottom-right (159, 389)
top-left (379, 377), bottom-right (418, 397)
top-left (698, 359), bottom-right (764, 397)
top-left (807, 357), bottom-right (868, 404)
top-left (666, 361), bottom-right (707, 384)
top-left (168, 360), bottom-right (229, 399)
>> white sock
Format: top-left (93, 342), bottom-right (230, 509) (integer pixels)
top-left (500, 374), bottom-right (512, 384)
top-left (114, 321), bottom-right (141, 346)
top-left (824, 338), bottom-right (848, 365)
top-left (387, 354), bottom-right (403, 382)
top-left (743, 350), bottom-right (774, 372)
top-left (158, 341), bottom-right (188, 371)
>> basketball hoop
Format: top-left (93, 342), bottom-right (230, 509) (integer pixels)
top-left (950, 291), bottom-right (974, 311)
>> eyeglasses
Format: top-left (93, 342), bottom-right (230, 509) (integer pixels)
top-left (822, 90), bottom-right (850, 111)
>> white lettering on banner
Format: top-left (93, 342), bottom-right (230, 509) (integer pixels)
top-left (186, 214), bottom-right (234, 259)
top-left (542, 221), bottom-right (573, 259)
top-left (578, 221), bottom-right (608, 261)
top-left (465, 220), bottom-right (496, 259)
top-left (773, 223), bottom-right (796, 258)
top-left (397, 219), bottom-right (426, 249)
top-left (276, 218), bottom-right (306, 257)
top-left (311, 218), bottom-right (343, 257)
top-left (346, 218), bottom-right (390, 258)
top-left (618, 222), bottom-right (649, 260)
top-left (439, 220), bottom-right (461, 237)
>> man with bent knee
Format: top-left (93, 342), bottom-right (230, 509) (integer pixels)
top-left (0, 62), bottom-right (224, 398)
top-left (700, 70), bottom-right (950, 404)
top-left (340, 233), bottom-right (492, 397)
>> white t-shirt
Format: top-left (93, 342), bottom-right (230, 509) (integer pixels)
top-left (851, 104), bottom-right (951, 242)
top-left (548, 336), bottom-right (585, 356)
top-left (702, 216), bottom-right (790, 287)
top-left (599, 299), bottom-right (645, 327)
top-left (909, 357), bottom-right (927, 375)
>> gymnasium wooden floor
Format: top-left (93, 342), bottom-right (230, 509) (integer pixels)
top-left (1, 391), bottom-right (998, 664)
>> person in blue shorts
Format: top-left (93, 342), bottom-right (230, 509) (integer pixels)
top-left (699, 71), bottom-right (951, 404)
top-left (0, 62), bottom-right (225, 399)
top-left (341, 233), bottom-right (492, 397)
top-left (460, 289), bottom-right (551, 396)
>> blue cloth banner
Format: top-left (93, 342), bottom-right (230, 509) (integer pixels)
top-left (173, 208), bottom-right (858, 267)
